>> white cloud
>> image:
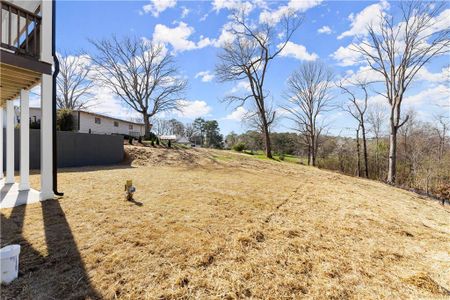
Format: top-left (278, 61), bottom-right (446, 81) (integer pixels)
top-left (428, 9), bottom-right (450, 37)
top-left (212, 0), bottom-right (254, 13)
top-left (342, 65), bottom-right (384, 83)
top-left (330, 41), bottom-right (377, 66)
top-left (181, 6), bottom-right (190, 18)
top-left (141, 0), bottom-right (177, 17)
top-left (153, 22), bottom-right (213, 53)
top-left (87, 86), bottom-right (142, 121)
top-left (414, 65), bottom-right (450, 83)
top-left (213, 22), bottom-right (239, 47)
top-left (177, 100), bottom-right (212, 118)
top-left (259, 0), bottom-right (322, 25)
top-left (224, 106), bottom-right (248, 121)
top-left (195, 71), bottom-right (215, 82)
top-left (338, 0), bottom-right (389, 39)
top-left (331, 44), bottom-right (359, 66)
top-left (278, 41), bottom-right (318, 61)
top-left (230, 81), bottom-right (251, 93)
top-left (29, 85), bottom-right (41, 107)
top-left (405, 84), bottom-right (450, 107)
top-left (317, 25), bottom-right (332, 34)
top-left (367, 94), bottom-right (389, 108)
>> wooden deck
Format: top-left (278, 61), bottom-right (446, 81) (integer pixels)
top-left (1, 61), bottom-right (42, 105)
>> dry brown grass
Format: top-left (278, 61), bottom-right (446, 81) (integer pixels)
top-left (1, 145), bottom-right (449, 299)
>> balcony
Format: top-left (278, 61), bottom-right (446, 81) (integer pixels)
top-left (0, 0), bottom-right (52, 105)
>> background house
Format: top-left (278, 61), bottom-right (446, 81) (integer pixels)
top-left (27, 108), bottom-right (147, 137)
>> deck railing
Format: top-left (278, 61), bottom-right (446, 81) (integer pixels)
top-left (0, 1), bottom-right (41, 59)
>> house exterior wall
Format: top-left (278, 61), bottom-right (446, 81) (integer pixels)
top-left (76, 112), bottom-right (145, 137)
top-left (29, 107), bottom-right (42, 124)
top-left (14, 108), bottom-right (146, 137)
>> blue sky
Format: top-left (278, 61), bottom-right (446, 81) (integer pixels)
top-left (49, 0), bottom-right (449, 136)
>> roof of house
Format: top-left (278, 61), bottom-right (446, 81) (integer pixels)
top-left (159, 135), bottom-right (177, 140)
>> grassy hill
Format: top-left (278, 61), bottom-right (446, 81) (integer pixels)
top-left (1, 146), bottom-right (449, 299)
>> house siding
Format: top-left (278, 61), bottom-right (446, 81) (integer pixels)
top-left (11, 108), bottom-right (146, 137)
top-left (76, 112), bottom-right (145, 137)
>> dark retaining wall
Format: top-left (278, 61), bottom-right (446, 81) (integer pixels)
top-left (2, 129), bottom-right (124, 170)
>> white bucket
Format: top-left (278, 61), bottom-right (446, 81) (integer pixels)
top-left (0, 244), bottom-right (21, 284)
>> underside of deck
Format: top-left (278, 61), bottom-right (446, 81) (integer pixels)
top-left (0, 49), bottom-right (52, 105)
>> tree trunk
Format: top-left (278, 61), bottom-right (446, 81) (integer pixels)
top-left (307, 143), bottom-right (312, 165)
top-left (143, 112), bottom-right (151, 140)
top-left (356, 127), bottom-right (361, 177)
top-left (361, 122), bottom-right (369, 178)
top-left (305, 135), bottom-right (312, 165)
top-left (261, 113), bottom-right (272, 159)
top-left (375, 136), bottom-right (380, 180)
top-left (262, 124), bottom-right (272, 158)
top-left (310, 134), bottom-right (316, 166)
top-left (388, 125), bottom-right (397, 184)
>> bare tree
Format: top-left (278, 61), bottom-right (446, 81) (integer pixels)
top-left (153, 118), bottom-right (171, 136)
top-left (168, 119), bottom-right (185, 137)
top-left (185, 123), bottom-right (195, 141)
top-left (283, 61), bottom-right (334, 166)
top-left (352, 1), bottom-right (450, 184)
top-left (337, 79), bottom-right (370, 178)
top-left (215, 8), bottom-right (302, 158)
top-left (367, 103), bottom-right (387, 180)
top-left (89, 36), bottom-right (187, 139)
top-left (56, 52), bottom-right (94, 110)
top-left (243, 99), bottom-right (277, 138)
top-left (434, 113), bottom-right (449, 162)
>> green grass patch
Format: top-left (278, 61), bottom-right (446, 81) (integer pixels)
top-left (239, 150), bottom-right (306, 164)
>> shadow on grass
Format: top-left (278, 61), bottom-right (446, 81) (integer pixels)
top-left (128, 198), bottom-right (143, 206)
top-left (56, 163), bottom-right (136, 174)
top-left (0, 199), bottom-right (100, 299)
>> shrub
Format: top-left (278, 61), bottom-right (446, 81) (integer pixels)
top-left (279, 153), bottom-right (285, 161)
top-left (56, 109), bottom-right (74, 131)
top-left (30, 119), bottom-right (40, 129)
top-left (232, 142), bottom-right (246, 152)
top-left (128, 136), bottom-right (133, 145)
top-left (147, 132), bottom-right (157, 141)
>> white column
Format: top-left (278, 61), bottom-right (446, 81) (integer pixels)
top-left (6, 101), bottom-right (15, 184)
top-left (40, 1), bottom-right (52, 64)
top-left (39, 1), bottom-right (54, 200)
top-left (0, 107), bottom-right (4, 180)
top-left (19, 90), bottom-right (30, 191)
top-left (40, 75), bottom-right (54, 200)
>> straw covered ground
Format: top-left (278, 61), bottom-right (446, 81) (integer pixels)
top-left (1, 145), bottom-right (449, 299)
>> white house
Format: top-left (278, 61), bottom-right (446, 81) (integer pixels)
top-left (27, 108), bottom-right (147, 137)
top-left (1, 0), bottom-right (55, 207)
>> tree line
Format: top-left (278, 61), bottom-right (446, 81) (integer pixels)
top-left (153, 117), bottom-right (223, 148)
top-left (226, 110), bottom-right (449, 200)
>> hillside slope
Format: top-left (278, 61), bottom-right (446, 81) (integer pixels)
top-left (1, 146), bottom-right (449, 299)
